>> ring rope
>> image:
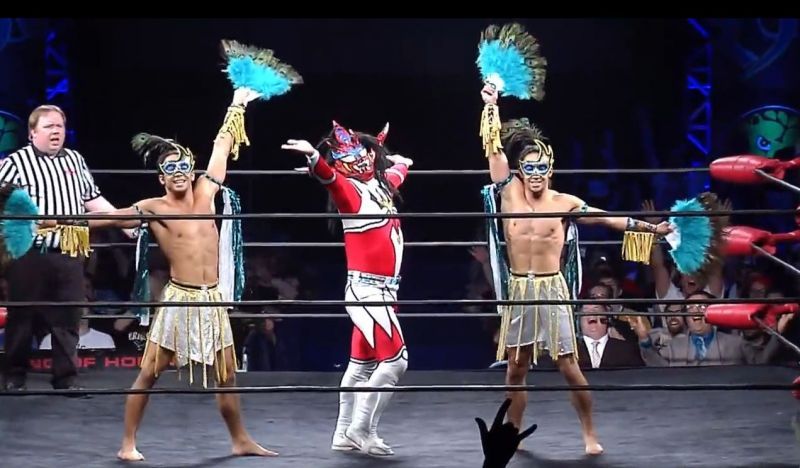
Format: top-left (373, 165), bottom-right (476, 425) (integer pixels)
top-left (753, 316), bottom-right (800, 357)
top-left (89, 167), bottom-right (711, 176)
top-left (2, 208), bottom-right (795, 221)
top-left (755, 169), bottom-right (800, 195)
top-left (81, 310), bottom-right (733, 320)
top-left (5, 297), bottom-right (796, 308)
top-left (753, 243), bottom-right (800, 278)
top-left (0, 382), bottom-right (794, 397)
top-left (89, 239), bottom-right (647, 249)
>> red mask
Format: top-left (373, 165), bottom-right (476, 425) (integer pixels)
top-left (328, 120), bottom-right (389, 181)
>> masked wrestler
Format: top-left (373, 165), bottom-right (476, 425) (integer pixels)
top-left (47, 89), bottom-right (276, 461)
top-left (282, 121), bottom-right (413, 456)
top-left (479, 84), bottom-right (672, 455)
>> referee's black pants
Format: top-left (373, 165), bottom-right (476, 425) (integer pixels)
top-left (3, 249), bottom-right (85, 389)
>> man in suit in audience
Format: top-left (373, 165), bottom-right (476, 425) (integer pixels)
top-left (577, 304), bottom-right (644, 369)
top-left (635, 291), bottom-right (784, 366)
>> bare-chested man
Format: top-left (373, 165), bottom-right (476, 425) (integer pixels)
top-left (479, 84), bottom-right (671, 455)
top-left (48, 89), bottom-right (276, 461)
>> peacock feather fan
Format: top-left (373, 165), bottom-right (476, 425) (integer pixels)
top-left (667, 192), bottom-right (728, 280)
top-left (0, 184), bottom-right (37, 268)
top-left (477, 23), bottom-right (547, 101)
top-left (221, 39), bottom-right (303, 101)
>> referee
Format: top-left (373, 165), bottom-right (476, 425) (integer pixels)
top-left (0, 104), bottom-right (129, 393)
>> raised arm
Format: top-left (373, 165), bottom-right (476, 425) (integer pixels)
top-left (281, 139), bottom-right (360, 213)
top-left (480, 84), bottom-right (512, 184)
top-left (385, 154), bottom-right (413, 189)
top-left (196, 88), bottom-right (259, 199)
top-left (630, 319), bottom-right (671, 366)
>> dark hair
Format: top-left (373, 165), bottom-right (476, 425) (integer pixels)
top-left (316, 130), bottom-right (402, 234)
top-left (592, 263), bottom-right (620, 283)
top-left (587, 283), bottom-right (614, 299)
top-left (687, 290), bottom-right (716, 300)
top-left (130, 132), bottom-right (193, 169)
top-left (500, 118), bottom-right (550, 167)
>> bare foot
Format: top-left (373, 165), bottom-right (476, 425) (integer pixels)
top-left (232, 439), bottom-right (278, 457)
top-left (584, 436), bottom-right (604, 456)
top-left (117, 446), bottom-right (145, 461)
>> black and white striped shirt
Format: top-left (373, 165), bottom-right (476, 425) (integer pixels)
top-left (0, 144), bottom-right (101, 249)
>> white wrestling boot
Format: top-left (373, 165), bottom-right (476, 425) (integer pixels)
top-left (346, 388), bottom-right (395, 456)
top-left (365, 390), bottom-right (394, 455)
top-left (344, 382), bottom-right (371, 451)
top-left (331, 433), bottom-right (357, 451)
top-left (345, 356), bottom-right (407, 457)
top-left (366, 428), bottom-right (394, 455)
top-left (332, 362), bottom-right (374, 451)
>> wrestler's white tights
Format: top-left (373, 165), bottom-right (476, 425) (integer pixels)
top-left (334, 360), bottom-right (376, 436)
top-left (350, 352), bottom-right (408, 437)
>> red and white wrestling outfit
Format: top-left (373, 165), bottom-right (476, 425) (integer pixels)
top-left (306, 139), bottom-right (410, 456)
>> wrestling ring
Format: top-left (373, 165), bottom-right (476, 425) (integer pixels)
top-left (1, 159), bottom-right (800, 468)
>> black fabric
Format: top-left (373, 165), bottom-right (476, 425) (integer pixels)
top-left (3, 250), bottom-right (85, 388)
top-left (576, 336), bottom-right (646, 369)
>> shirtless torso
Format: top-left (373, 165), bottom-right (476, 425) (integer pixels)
top-left (500, 180), bottom-right (581, 274)
top-left (135, 191), bottom-right (219, 286)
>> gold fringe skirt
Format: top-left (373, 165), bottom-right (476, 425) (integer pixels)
top-left (144, 280), bottom-right (236, 388)
top-left (496, 272), bottom-right (578, 365)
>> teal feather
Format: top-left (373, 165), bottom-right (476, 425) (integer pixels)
top-left (226, 56), bottom-right (292, 100)
top-left (478, 41), bottom-right (533, 99)
top-left (668, 198), bottom-right (711, 274)
top-left (1, 186), bottom-right (37, 260)
top-left (477, 23), bottom-right (547, 101)
top-left (221, 39), bottom-right (303, 101)
top-left (667, 192), bottom-right (726, 278)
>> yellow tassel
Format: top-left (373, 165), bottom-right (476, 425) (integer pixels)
top-left (36, 225), bottom-right (92, 258)
top-left (480, 103), bottom-right (502, 158)
top-left (60, 225), bottom-right (91, 258)
top-left (218, 105), bottom-right (249, 161)
top-left (621, 231), bottom-right (654, 264)
top-left (496, 310), bottom-right (510, 362)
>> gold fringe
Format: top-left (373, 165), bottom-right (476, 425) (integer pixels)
top-left (621, 231), bottom-right (654, 264)
top-left (516, 289), bottom-right (525, 364)
top-left (143, 282), bottom-right (236, 388)
top-left (143, 335), bottom-right (153, 373)
top-left (37, 225), bottom-right (91, 258)
top-left (198, 298), bottom-right (207, 389)
top-left (215, 311), bottom-right (222, 385)
top-left (218, 105), bottom-right (249, 161)
top-left (496, 309), bottom-right (510, 361)
top-left (61, 225), bottom-right (91, 258)
top-left (495, 278), bottom-right (517, 362)
top-left (531, 280), bottom-right (540, 365)
top-left (496, 274), bottom-right (577, 365)
top-left (560, 274), bottom-right (579, 363)
top-left (481, 103), bottom-right (502, 158)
